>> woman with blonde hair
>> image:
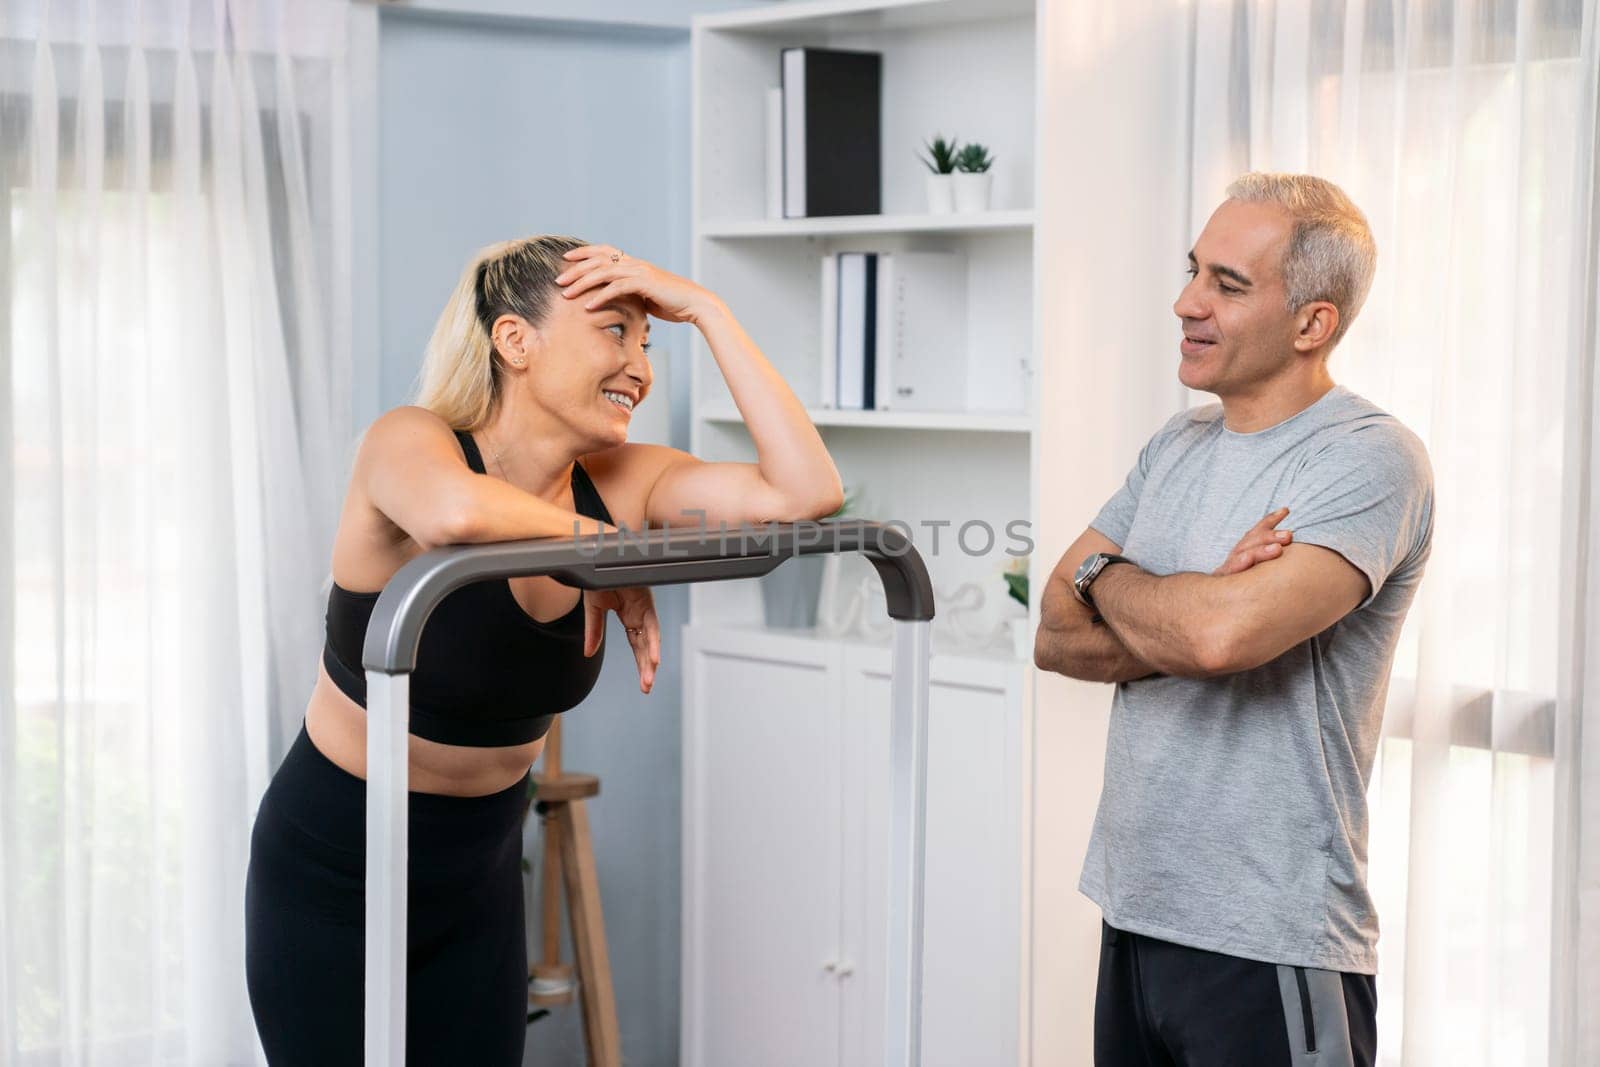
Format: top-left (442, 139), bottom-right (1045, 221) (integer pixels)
top-left (243, 237), bottom-right (841, 1063)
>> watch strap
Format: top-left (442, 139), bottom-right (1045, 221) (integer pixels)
top-left (1080, 553), bottom-right (1134, 611)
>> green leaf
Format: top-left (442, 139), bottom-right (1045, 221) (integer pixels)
top-left (918, 134), bottom-right (960, 174)
top-left (955, 142), bottom-right (994, 173)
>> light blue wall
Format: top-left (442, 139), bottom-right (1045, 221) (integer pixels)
top-left (377, 13), bottom-right (692, 430)
top-left (376, 7), bottom-right (746, 1062)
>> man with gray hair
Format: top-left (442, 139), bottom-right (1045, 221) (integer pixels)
top-left (1035, 174), bottom-right (1433, 1065)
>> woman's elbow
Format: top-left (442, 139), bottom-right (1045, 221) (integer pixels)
top-left (788, 484), bottom-right (844, 522)
top-left (811, 481), bottom-right (845, 520)
top-left (427, 489), bottom-right (483, 548)
top-left (423, 509), bottom-right (473, 550)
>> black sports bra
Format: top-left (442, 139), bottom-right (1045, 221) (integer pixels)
top-left (320, 429), bottom-right (616, 747)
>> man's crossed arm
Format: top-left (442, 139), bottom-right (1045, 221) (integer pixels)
top-left (1033, 508), bottom-right (1370, 683)
top-left (1033, 526), bottom-right (1161, 683)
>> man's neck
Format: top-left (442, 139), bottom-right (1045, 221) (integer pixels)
top-left (1218, 369), bottom-right (1337, 434)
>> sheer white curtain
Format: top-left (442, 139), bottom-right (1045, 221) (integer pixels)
top-left (0, 0), bottom-right (351, 1061)
top-left (1186, 0), bottom-right (1597, 1063)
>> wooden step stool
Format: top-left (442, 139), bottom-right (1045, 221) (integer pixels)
top-left (526, 717), bottom-right (621, 1066)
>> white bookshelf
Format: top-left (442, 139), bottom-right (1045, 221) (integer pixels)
top-left (683, 1), bottom-right (1041, 1064)
top-left (688, 0), bottom-right (1038, 642)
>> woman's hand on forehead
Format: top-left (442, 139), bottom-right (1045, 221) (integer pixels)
top-left (554, 245), bottom-right (718, 326)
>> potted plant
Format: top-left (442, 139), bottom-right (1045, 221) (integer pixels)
top-left (919, 135), bottom-right (959, 215)
top-left (761, 483), bottom-right (860, 630)
top-left (1003, 556), bottom-right (1030, 660)
top-left (953, 142), bottom-right (995, 213)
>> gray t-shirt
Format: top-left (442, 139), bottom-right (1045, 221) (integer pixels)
top-left (1078, 383), bottom-right (1433, 973)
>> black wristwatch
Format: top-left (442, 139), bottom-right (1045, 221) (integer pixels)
top-left (1072, 552), bottom-right (1134, 611)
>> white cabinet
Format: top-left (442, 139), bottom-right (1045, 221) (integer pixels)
top-left (681, 624), bottom-right (1023, 1067)
top-left (679, 625), bottom-right (843, 1066)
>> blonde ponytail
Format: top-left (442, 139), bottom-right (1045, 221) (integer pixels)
top-left (412, 234), bottom-right (588, 429)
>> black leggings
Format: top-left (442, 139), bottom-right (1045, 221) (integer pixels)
top-left (245, 723), bottom-right (530, 1065)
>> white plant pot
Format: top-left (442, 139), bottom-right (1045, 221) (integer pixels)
top-left (925, 173), bottom-right (955, 215)
top-left (954, 170), bottom-right (993, 213)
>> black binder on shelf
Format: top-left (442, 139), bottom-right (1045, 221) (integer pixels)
top-left (781, 47), bottom-right (882, 218)
top-left (835, 251), bottom-right (878, 409)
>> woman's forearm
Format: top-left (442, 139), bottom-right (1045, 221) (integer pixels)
top-left (691, 298), bottom-right (843, 513)
top-left (452, 474), bottom-right (618, 546)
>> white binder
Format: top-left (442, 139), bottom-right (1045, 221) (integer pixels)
top-left (820, 253), bottom-right (838, 407)
top-left (873, 251), bottom-right (969, 412)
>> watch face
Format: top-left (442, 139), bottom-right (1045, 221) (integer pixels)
top-left (1074, 553), bottom-right (1101, 586)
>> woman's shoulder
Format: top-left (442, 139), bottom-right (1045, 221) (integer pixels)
top-left (361, 405), bottom-right (467, 451)
top-left (329, 406), bottom-right (473, 590)
top-left (353, 405), bottom-right (479, 478)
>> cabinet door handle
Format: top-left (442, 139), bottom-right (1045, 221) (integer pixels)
top-left (836, 961), bottom-right (854, 978)
top-left (822, 960), bottom-right (837, 973)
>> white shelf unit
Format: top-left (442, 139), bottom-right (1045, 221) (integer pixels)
top-left (684, 0), bottom-right (1041, 1064)
top-left (689, 0), bottom-right (1038, 636)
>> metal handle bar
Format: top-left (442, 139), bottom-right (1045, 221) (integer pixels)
top-left (360, 520), bottom-right (934, 1067)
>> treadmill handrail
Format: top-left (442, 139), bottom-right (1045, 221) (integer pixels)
top-left (361, 519), bottom-right (935, 674)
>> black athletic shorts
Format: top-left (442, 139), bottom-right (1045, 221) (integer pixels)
top-left (1094, 920), bottom-right (1378, 1066)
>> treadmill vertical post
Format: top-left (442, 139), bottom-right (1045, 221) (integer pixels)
top-left (884, 618), bottom-right (931, 1067)
top-left (364, 672), bottom-right (410, 1065)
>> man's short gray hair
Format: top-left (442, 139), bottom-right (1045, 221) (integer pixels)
top-left (1225, 172), bottom-right (1377, 350)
